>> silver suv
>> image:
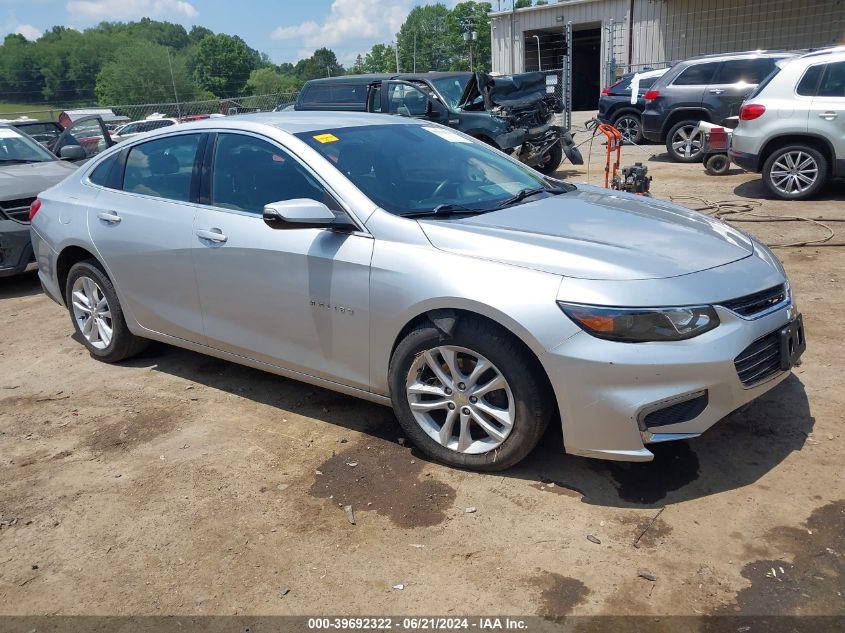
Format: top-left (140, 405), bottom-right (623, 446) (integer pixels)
top-left (730, 47), bottom-right (845, 200)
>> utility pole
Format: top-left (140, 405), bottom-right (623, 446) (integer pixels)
top-left (166, 49), bottom-right (181, 119)
top-left (464, 30), bottom-right (478, 71)
top-left (392, 41), bottom-right (400, 72)
top-left (413, 31), bottom-right (417, 73)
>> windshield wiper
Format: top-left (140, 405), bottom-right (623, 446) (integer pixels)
top-left (0, 158), bottom-right (31, 165)
top-left (402, 203), bottom-right (486, 218)
top-left (494, 185), bottom-right (570, 210)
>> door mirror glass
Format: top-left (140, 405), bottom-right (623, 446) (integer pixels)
top-left (59, 144), bottom-right (87, 160)
top-left (263, 199), bottom-right (342, 230)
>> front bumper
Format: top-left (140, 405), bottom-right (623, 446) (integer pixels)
top-left (540, 301), bottom-right (799, 461)
top-left (0, 220), bottom-right (35, 278)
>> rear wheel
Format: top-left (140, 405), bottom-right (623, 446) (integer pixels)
top-left (666, 120), bottom-right (704, 162)
top-left (613, 113), bottom-right (643, 144)
top-left (65, 259), bottom-right (148, 362)
top-left (762, 145), bottom-right (827, 200)
top-left (389, 317), bottom-right (552, 471)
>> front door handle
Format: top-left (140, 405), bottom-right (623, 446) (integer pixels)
top-left (819, 111), bottom-right (838, 120)
top-left (97, 211), bottom-right (121, 224)
top-left (196, 228), bottom-right (228, 244)
top-left (708, 89), bottom-right (725, 95)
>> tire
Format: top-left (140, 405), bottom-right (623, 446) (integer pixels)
top-left (666, 120), bottom-right (705, 163)
top-left (65, 259), bottom-right (148, 362)
top-left (704, 153), bottom-right (730, 176)
top-left (613, 112), bottom-right (643, 145)
top-left (389, 316), bottom-right (552, 471)
top-left (762, 145), bottom-right (828, 201)
top-left (534, 140), bottom-right (563, 175)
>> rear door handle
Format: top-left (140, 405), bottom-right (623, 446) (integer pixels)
top-left (196, 228), bottom-right (228, 243)
top-left (708, 89), bottom-right (725, 95)
top-left (819, 111), bottom-right (838, 120)
top-left (97, 211), bottom-right (121, 224)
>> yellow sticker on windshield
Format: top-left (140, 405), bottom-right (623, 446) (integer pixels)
top-left (313, 133), bottom-right (339, 144)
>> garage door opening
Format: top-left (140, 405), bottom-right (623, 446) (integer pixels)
top-left (571, 26), bottom-right (602, 111)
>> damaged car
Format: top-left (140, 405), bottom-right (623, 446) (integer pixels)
top-left (291, 71), bottom-right (582, 174)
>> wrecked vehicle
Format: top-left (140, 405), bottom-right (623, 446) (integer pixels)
top-left (291, 71), bottom-right (582, 174)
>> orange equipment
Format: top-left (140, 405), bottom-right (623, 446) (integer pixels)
top-left (597, 122), bottom-right (623, 189)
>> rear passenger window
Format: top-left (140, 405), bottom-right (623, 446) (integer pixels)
top-left (818, 62), bottom-right (845, 97)
top-left (672, 62), bottom-right (719, 86)
top-left (88, 153), bottom-right (121, 188)
top-left (123, 134), bottom-right (201, 202)
top-left (797, 65), bottom-right (825, 96)
top-left (302, 84), bottom-right (368, 105)
top-left (713, 58), bottom-right (775, 85)
top-left (211, 134), bottom-right (330, 214)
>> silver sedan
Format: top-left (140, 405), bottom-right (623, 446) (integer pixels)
top-left (29, 112), bottom-right (805, 470)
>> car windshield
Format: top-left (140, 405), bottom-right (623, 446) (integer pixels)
top-left (295, 123), bottom-right (571, 216)
top-left (0, 127), bottom-right (56, 163)
top-left (429, 76), bottom-right (470, 108)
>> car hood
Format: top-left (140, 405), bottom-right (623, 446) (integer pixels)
top-left (458, 71), bottom-right (551, 110)
top-left (417, 185), bottom-right (754, 281)
top-left (0, 160), bottom-right (78, 199)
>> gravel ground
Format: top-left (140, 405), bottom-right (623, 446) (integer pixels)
top-left (0, 111), bottom-right (843, 619)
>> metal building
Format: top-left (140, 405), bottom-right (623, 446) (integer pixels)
top-left (489, 0), bottom-right (844, 111)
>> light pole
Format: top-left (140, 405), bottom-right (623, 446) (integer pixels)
top-left (463, 30), bottom-right (478, 71)
top-left (391, 41), bottom-right (400, 72)
top-left (532, 34), bottom-right (541, 71)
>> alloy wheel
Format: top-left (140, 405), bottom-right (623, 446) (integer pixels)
top-left (615, 115), bottom-right (640, 143)
top-left (71, 276), bottom-right (113, 350)
top-left (671, 125), bottom-right (703, 160)
top-left (405, 345), bottom-right (515, 454)
top-left (769, 151), bottom-right (819, 196)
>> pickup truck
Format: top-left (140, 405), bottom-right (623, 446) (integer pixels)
top-left (288, 71), bottom-right (582, 174)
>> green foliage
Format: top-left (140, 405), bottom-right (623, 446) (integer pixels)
top-left (246, 67), bottom-right (302, 95)
top-left (445, 1), bottom-right (492, 71)
top-left (190, 33), bottom-right (262, 96)
top-left (94, 40), bottom-right (198, 104)
top-left (293, 47), bottom-right (345, 81)
top-left (396, 4), bottom-right (451, 72)
top-left (362, 44), bottom-right (397, 73)
top-left (514, 0), bottom-right (532, 8)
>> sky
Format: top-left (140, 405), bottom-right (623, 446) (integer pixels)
top-left (0, 0), bottom-right (465, 66)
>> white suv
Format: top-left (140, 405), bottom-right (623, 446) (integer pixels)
top-left (730, 47), bottom-right (845, 200)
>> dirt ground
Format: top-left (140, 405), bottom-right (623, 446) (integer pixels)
top-left (1, 111), bottom-right (843, 620)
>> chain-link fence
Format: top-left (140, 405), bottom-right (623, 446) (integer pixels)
top-left (1, 92), bottom-right (300, 124)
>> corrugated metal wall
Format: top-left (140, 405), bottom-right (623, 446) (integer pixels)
top-left (490, 0), bottom-right (845, 81)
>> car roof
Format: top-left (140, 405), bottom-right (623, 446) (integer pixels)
top-left (304, 71), bottom-right (472, 86)
top-left (798, 45), bottom-right (845, 60)
top-left (171, 111), bottom-right (424, 135)
top-left (676, 50), bottom-right (796, 64)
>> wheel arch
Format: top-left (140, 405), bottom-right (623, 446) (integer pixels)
top-left (611, 107), bottom-right (642, 122)
top-left (56, 244), bottom-right (102, 304)
top-left (760, 134), bottom-right (834, 171)
top-left (661, 109), bottom-right (710, 136)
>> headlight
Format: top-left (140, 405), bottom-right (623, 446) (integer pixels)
top-left (558, 302), bottom-right (720, 343)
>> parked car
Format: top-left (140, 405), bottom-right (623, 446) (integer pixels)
top-left (598, 67), bottom-right (669, 144)
top-left (0, 123), bottom-right (78, 277)
top-left (30, 113), bottom-right (804, 470)
top-left (110, 116), bottom-right (180, 142)
top-left (730, 47), bottom-right (845, 200)
top-left (7, 119), bottom-right (64, 147)
top-left (291, 72), bottom-right (582, 175)
top-left (642, 51), bottom-right (796, 162)
top-left (6, 116), bottom-right (114, 163)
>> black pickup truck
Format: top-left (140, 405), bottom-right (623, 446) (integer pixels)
top-left (288, 71), bottom-right (582, 175)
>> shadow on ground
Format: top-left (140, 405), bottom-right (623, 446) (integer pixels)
top-left (734, 177), bottom-right (845, 201)
top-left (123, 342), bottom-right (812, 511)
top-left (0, 271), bottom-right (42, 300)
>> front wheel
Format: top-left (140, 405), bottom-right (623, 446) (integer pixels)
top-left (389, 317), bottom-right (552, 471)
top-left (65, 259), bottom-right (148, 362)
top-left (666, 120), bottom-right (704, 163)
top-left (534, 140), bottom-right (563, 175)
top-left (762, 145), bottom-right (828, 200)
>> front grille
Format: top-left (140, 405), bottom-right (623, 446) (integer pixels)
top-left (642, 392), bottom-right (708, 428)
top-left (734, 330), bottom-right (782, 387)
top-left (0, 197), bottom-right (36, 224)
top-left (720, 284), bottom-right (787, 318)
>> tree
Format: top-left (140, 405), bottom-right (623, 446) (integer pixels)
top-left (514, 0), bottom-right (532, 8)
top-left (95, 41), bottom-right (198, 104)
top-left (293, 47), bottom-right (344, 81)
top-left (246, 67), bottom-right (301, 95)
top-left (190, 33), bottom-right (262, 96)
top-left (396, 4), bottom-right (451, 72)
top-left (350, 54), bottom-right (365, 74)
top-left (445, 2), bottom-right (492, 71)
top-left (362, 44), bottom-right (396, 73)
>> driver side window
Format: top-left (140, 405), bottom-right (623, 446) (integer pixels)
top-left (386, 83), bottom-right (429, 116)
top-left (210, 133), bottom-right (331, 215)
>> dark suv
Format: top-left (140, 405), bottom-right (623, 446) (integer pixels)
top-left (641, 51), bottom-right (795, 162)
top-left (597, 68), bottom-right (668, 144)
top-left (291, 72), bottom-right (582, 174)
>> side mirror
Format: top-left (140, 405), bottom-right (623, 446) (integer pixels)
top-left (59, 145), bottom-right (86, 161)
top-left (427, 100), bottom-right (446, 119)
top-left (263, 199), bottom-right (354, 231)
